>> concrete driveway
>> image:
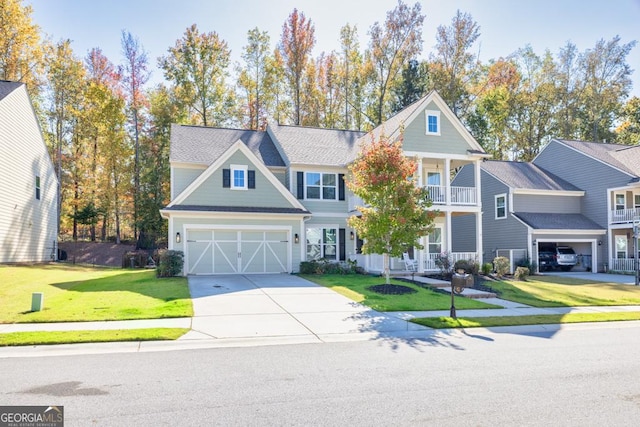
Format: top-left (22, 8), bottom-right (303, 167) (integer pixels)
top-left (542, 271), bottom-right (637, 284)
top-left (182, 274), bottom-right (427, 343)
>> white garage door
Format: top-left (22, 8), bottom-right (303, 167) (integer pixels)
top-left (186, 228), bottom-right (290, 275)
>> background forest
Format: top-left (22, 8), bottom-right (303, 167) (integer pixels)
top-left (1, 0), bottom-right (638, 248)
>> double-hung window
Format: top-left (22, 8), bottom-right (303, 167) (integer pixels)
top-left (306, 227), bottom-right (337, 260)
top-left (35, 176), bottom-right (41, 200)
top-left (425, 110), bottom-right (441, 136)
top-left (495, 194), bottom-right (506, 219)
top-left (306, 172), bottom-right (336, 200)
top-left (231, 165), bottom-right (247, 190)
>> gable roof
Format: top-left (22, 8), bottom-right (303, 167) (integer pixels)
top-left (362, 90), bottom-right (488, 155)
top-left (170, 124), bottom-right (285, 167)
top-left (481, 160), bottom-right (582, 192)
top-left (513, 212), bottom-right (604, 231)
top-left (551, 139), bottom-right (640, 177)
top-left (0, 80), bottom-right (23, 101)
top-left (268, 123), bottom-right (365, 167)
top-left (167, 139), bottom-right (307, 212)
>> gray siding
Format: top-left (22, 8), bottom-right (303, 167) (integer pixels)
top-left (403, 101), bottom-right (473, 155)
top-left (535, 140), bottom-right (633, 261)
top-left (180, 150), bottom-right (294, 208)
top-left (0, 85), bottom-right (58, 263)
top-left (451, 213), bottom-right (477, 252)
top-left (451, 163), bottom-right (476, 187)
top-left (480, 171), bottom-right (528, 264)
top-left (513, 194), bottom-right (581, 213)
top-left (172, 166), bottom-right (206, 199)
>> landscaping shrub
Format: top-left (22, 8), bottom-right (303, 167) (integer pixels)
top-left (482, 262), bottom-right (493, 275)
top-left (299, 259), bottom-right (363, 275)
top-left (156, 250), bottom-right (184, 277)
top-left (453, 259), bottom-right (480, 275)
top-left (514, 266), bottom-right (530, 281)
top-left (493, 256), bottom-right (510, 278)
top-left (434, 252), bottom-right (453, 276)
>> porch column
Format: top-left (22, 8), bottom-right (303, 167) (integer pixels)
top-left (417, 156), bottom-right (423, 186)
top-left (475, 159), bottom-right (482, 206)
top-left (476, 211), bottom-right (483, 264)
top-left (444, 158), bottom-right (451, 205)
top-left (446, 210), bottom-right (452, 254)
top-left (417, 235), bottom-right (425, 273)
top-left (606, 190), bottom-right (612, 273)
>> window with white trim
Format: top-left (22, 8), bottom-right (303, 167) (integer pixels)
top-left (305, 172), bottom-right (337, 200)
top-left (306, 227), bottom-right (337, 260)
top-left (615, 194), bottom-right (625, 210)
top-left (35, 176), bottom-right (41, 200)
top-left (635, 195), bottom-right (640, 209)
top-left (425, 110), bottom-right (441, 136)
top-left (231, 165), bottom-right (247, 190)
top-left (495, 194), bottom-right (506, 219)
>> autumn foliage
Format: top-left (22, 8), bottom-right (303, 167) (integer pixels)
top-left (347, 133), bottom-right (436, 280)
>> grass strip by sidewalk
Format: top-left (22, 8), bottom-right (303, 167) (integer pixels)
top-left (0, 328), bottom-right (189, 347)
top-left (300, 274), bottom-right (501, 311)
top-left (411, 311), bottom-right (640, 329)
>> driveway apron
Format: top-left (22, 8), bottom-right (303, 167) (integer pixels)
top-left (182, 275), bottom-right (426, 342)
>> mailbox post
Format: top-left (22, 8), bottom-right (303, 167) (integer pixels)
top-left (450, 270), bottom-right (474, 318)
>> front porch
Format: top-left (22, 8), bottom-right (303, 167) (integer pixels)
top-left (353, 252), bottom-right (479, 274)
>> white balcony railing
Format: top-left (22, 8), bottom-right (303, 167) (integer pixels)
top-left (610, 208), bottom-right (640, 224)
top-left (610, 258), bottom-right (637, 272)
top-left (426, 185), bottom-right (477, 206)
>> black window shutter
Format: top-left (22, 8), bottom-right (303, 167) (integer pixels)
top-left (339, 228), bottom-right (346, 261)
top-left (248, 170), bottom-right (256, 189)
top-left (338, 173), bottom-right (345, 201)
top-left (296, 171), bottom-right (304, 199)
top-left (222, 169), bottom-right (230, 188)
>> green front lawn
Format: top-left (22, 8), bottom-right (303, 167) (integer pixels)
top-left (488, 275), bottom-right (640, 307)
top-left (0, 264), bottom-right (193, 323)
top-left (301, 274), bottom-right (500, 311)
top-left (412, 312), bottom-right (640, 329)
top-left (0, 328), bottom-right (189, 346)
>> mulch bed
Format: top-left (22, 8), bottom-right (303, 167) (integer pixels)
top-left (366, 284), bottom-right (417, 295)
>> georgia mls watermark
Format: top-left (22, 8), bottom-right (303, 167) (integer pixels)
top-left (0, 406), bottom-right (63, 427)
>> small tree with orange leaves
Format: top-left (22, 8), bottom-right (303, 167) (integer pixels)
top-left (347, 133), bottom-right (436, 283)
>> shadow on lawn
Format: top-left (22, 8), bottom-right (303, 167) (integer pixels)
top-left (49, 268), bottom-right (189, 302)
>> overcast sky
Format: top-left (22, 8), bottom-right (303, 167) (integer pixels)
top-left (28, 0), bottom-right (640, 98)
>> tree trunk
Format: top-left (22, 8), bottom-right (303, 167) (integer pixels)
top-left (383, 252), bottom-right (391, 284)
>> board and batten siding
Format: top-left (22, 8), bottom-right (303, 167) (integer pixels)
top-left (451, 164), bottom-right (478, 252)
top-left (180, 150), bottom-right (293, 208)
top-left (480, 170), bottom-right (528, 264)
top-left (513, 194), bottom-right (581, 213)
top-left (403, 101), bottom-right (473, 155)
top-left (534, 141), bottom-right (631, 228)
top-left (0, 85), bottom-right (58, 263)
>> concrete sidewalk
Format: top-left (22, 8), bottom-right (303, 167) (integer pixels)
top-left (3, 273), bottom-right (640, 357)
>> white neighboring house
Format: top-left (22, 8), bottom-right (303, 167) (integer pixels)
top-left (0, 80), bottom-right (58, 263)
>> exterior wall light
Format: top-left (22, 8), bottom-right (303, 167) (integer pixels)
top-left (294, 233), bottom-right (299, 244)
top-left (350, 231), bottom-right (355, 240)
top-left (176, 232), bottom-right (181, 243)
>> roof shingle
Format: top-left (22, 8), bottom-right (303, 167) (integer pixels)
top-left (513, 212), bottom-right (604, 230)
top-left (556, 139), bottom-right (640, 176)
top-left (0, 80), bottom-right (23, 101)
top-left (170, 124), bottom-right (285, 167)
top-left (481, 160), bottom-right (581, 191)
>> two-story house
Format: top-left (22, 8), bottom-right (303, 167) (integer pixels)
top-left (161, 91), bottom-right (488, 275)
top-left (453, 160), bottom-right (605, 273)
top-left (0, 80), bottom-right (59, 263)
top-left (534, 139), bottom-right (640, 273)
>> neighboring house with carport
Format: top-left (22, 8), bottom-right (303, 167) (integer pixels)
top-left (452, 160), bottom-right (605, 273)
top-left (0, 80), bottom-right (59, 263)
top-left (161, 91), bottom-right (489, 275)
top-left (533, 139), bottom-right (640, 273)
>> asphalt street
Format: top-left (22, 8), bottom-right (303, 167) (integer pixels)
top-left (3, 322), bottom-right (640, 426)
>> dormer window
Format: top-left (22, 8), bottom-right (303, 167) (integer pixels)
top-left (425, 110), bottom-right (440, 136)
top-left (222, 165), bottom-right (255, 190)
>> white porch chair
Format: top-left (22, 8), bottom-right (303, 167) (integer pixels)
top-left (403, 252), bottom-right (418, 271)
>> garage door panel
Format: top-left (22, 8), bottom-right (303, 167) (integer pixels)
top-left (214, 241), bottom-right (239, 273)
top-left (186, 227), bottom-right (290, 275)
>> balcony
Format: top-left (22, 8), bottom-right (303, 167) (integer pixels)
top-left (610, 208), bottom-right (640, 224)
top-left (426, 185), bottom-right (477, 206)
